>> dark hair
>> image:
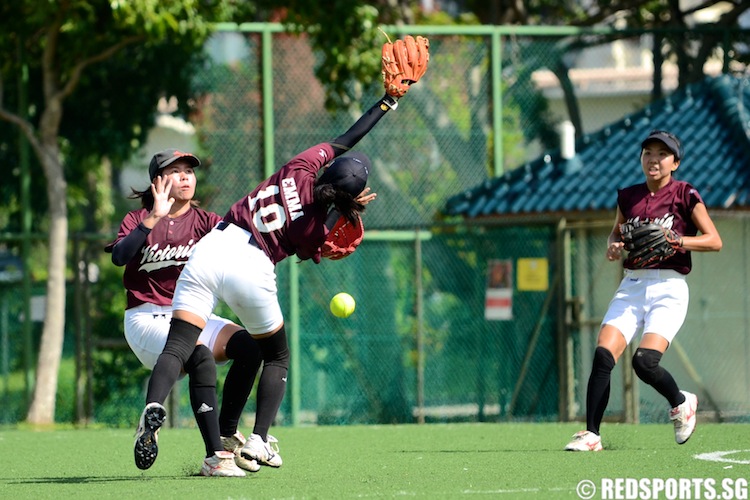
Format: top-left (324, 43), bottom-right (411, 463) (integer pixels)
top-left (128, 186), bottom-right (200, 210)
top-left (313, 183), bottom-right (364, 223)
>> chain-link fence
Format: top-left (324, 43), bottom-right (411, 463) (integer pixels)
top-left (58, 225), bottom-right (559, 428)
top-left (4, 24), bottom-right (750, 428)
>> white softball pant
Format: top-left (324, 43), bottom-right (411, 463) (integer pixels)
top-left (124, 303), bottom-right (232, 370)
top-left (602, 268), bottom-right (689, 345)
top-left (172, 222), bottom-right (284, 335)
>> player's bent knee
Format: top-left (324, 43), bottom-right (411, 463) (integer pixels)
top-left (632, 348), bottom-right (663, 384)
top-left (162, 318), bottom-right (203, 365)
top-left (593, 346), bottom-right (616, 373)
top-left (257, 325), bottom-right (290, 369)
top-left (226, 330), bottom-right (262, 365)
top-left (184, 344), bottom-right (216, 387)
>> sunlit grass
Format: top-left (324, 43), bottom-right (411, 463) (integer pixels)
top-left (0, 422), bottom-right (748, 499)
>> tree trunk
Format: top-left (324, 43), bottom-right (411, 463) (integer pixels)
top-left (553, 61), bottom-right (583, 139)
top-left (26, 146), bottom-right (68, 425)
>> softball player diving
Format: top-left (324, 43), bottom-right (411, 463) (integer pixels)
top-left (133, 35), bottom-right (430, 475)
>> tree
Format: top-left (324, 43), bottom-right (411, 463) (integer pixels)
top-left (0, 0), bottom-right (414, 425)
top-left (0, 0), bottom-right (245, 425)
top-left (252, 1), bottom-right (410, 110)
top-left (461, 0), bottom-right (750, 141)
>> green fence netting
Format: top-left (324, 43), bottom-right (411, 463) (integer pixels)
top-left (4, 25), bottom-right (750, 428)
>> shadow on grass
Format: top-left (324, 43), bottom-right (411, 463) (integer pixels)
top-left (5, 474), bottom-right (213, 484)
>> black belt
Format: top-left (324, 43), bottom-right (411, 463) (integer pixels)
top-left (216, 221), bottom-right (261, 249)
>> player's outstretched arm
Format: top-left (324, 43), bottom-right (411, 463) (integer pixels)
top-left (329, 34), bottom-right (430, 157)
top-left (328, 94), bottom-right (399, 156)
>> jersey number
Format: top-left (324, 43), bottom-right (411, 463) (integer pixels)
top-left (247, 186), bottom-right (286, 233)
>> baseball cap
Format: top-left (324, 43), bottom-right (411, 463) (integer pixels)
top-left (149, 149), bottom-right (201, 180)
top-left (318, 152), bottom-right (370, 196)
top-left (641, 130), bottom-right (682, 161)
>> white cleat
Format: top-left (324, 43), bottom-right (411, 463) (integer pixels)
top-left (241, 433), bottom-right (283, 467)
top-left (200, 450), bottom-right (247, 477)
top-left (221, 431), bottom-right (260, 472)
top-left (134, 402), bottom-right (167, 470)
top-left (670, 391), bottom-right (698, 444)
top-left (564, 430), bottom-right (603, 451)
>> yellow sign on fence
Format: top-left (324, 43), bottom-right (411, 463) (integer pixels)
top-left (517, 258), bottom-right (548, 291)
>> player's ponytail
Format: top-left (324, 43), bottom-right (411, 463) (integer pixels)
top-left (313, 184), bottom-right (364, 224)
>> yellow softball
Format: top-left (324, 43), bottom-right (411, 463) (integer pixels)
top-left (329, 292), bottom-right (356, 318)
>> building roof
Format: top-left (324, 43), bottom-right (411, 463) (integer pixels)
top-left (443, 74), bottom-right (750, 220)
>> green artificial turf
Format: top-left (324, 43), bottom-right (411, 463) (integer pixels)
top-left (1, 422), bottom-right (748, 499)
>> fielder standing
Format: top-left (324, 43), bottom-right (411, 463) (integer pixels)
top-left (565, 130), bottom-right (722, 451)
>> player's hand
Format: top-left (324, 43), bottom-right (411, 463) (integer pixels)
top-left (355, 187), bottom-right (377, 206)
top-left (148, 175), bottom-right (175, 221)
top-left (606, 241), bottom-right (624, 261)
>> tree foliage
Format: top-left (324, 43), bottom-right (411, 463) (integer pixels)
top-left (237, 1), bottom-right (425, 110)
top-left (0, 0), bottom-right (247, 425)
top-left (227, 1), bottom-right (750, 155)
top-left (457, 1), bottom-right (750, 146)
top-left (4, 0), bottom-right (750, 425)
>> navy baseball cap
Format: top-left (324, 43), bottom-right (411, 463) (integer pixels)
top-left (318, 152), bottom-right (370, 196)
top-left (149, 149), bottom-right (201, 180)
top-left (641, 130), bottom-right (682, 161)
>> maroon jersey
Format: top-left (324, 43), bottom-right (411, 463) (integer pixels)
top-left (617, 178), bottom-right (704, 274)
top-left (223, 143), bottom-right (335, 264)
top-left (110, 208), bottom-right (221, 308)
